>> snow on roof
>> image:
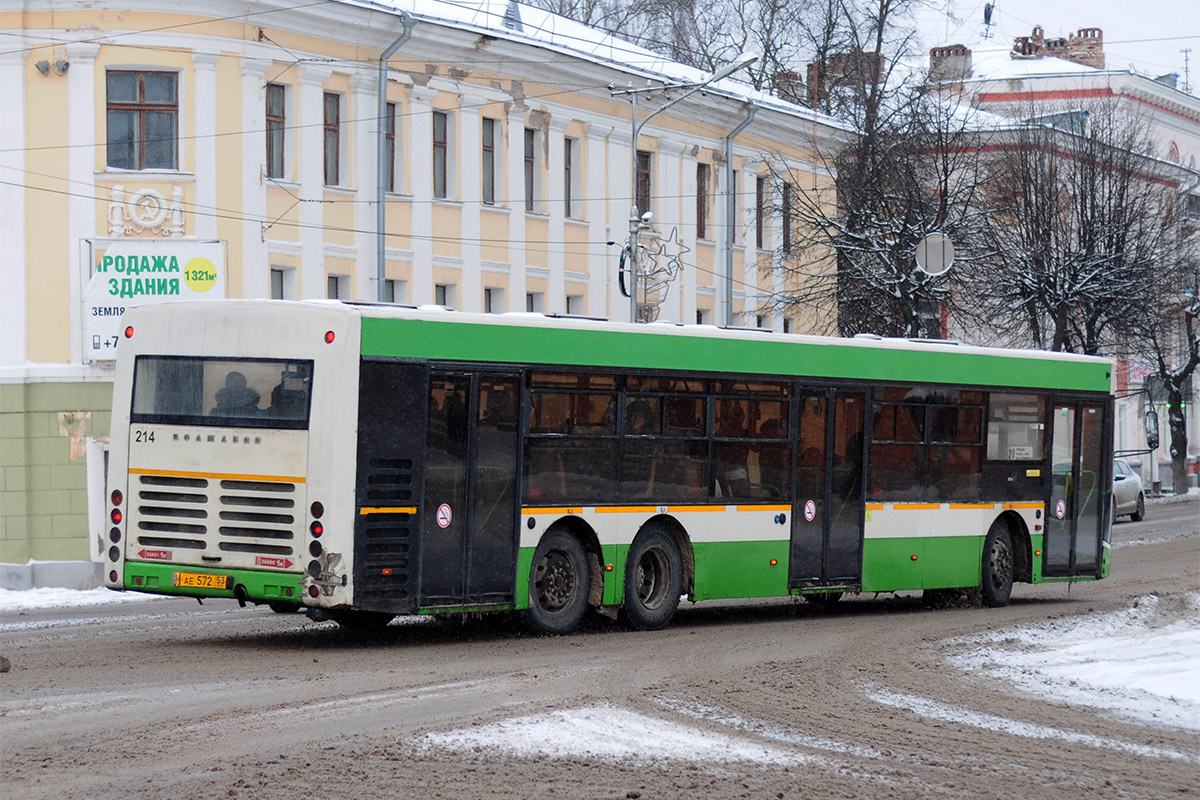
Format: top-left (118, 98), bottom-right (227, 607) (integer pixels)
top-left (338, 0), bottom-right (847, 128)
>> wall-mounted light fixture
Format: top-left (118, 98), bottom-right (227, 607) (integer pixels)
top-left (34, 59), bottom-right (69, 76)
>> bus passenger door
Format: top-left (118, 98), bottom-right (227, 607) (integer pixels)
top-left (790, 389), bottom-right (865, 589)
top-left (421, 371), bottom-right (520, 607)
top-left (1045, 401), bottom-right (1107, 578)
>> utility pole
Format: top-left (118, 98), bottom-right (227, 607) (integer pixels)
top-left (610, 53), bottom-right (757, 323)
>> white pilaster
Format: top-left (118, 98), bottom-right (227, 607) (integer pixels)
top-left (583, 123), bottom-right (611, 319)
top-left (546, 116), bottom-right (569, 314)
top-left (658, 137), bottom-right (686, 324)
top-left (192, 51), bottom-right (219, 240)
top-left (506, 107), bottom-right (529, 310)
top-left (297, 65), bottom-right (333, 299)
top-left (458, 93), bottom-right (483, 312)
top-left (67, 41), bottom-right (101, 364)
top-left (608, 127), bottom-right (634, 321)
top-left (407, 84), bottom-right (438, 305)
top-left (241, 58), bottom-right (271, 298)
top-left (0, 47), bottom-right (27, 366)
top-left (350, 71), bottom-right (377, 301)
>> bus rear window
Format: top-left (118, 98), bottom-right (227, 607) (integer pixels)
top-left (131, 357), bottom-right (314, 429)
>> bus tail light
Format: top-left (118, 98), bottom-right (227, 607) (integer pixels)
top-left (110, 508), bottom-right (123, 524)
top-left (109, 570), bottom-right (118, 583)
top-left (324, 330), bottom-right (336, 344)
top-left (124, 325), bottom-right (134, 338)
top-left (308, 585), bottom-right (320, 598)
top-left (310, 521), bottom-right (323, 537)
top-left (111, 489), bottom-right (123, 506)
top-left (310, 501), bottom-right (324, 518)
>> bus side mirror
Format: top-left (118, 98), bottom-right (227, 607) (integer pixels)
top-left (1144, 409), bottom-right (1160, 451)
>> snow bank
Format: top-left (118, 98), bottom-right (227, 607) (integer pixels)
top-left (0, 586), bottom-right (164, 613)
top-left (950, 593), bottom-right (1200, 731)
top-left (422, 704), bottom-right (801, 765)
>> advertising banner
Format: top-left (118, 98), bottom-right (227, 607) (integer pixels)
top-left (83, 240), bottom-right (225, 363)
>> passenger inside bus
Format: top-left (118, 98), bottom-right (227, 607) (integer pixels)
top-left (211, 371), bottom-right (261, 416)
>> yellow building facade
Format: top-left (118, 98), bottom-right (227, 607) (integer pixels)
top-left (0, 1), bottom-right (841, 586)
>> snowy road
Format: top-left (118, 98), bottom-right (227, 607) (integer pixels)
top-left (1, 498), bottom-right (1196, 799)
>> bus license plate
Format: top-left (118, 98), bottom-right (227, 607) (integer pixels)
top-left (173, 572), bottom-right (231, 590)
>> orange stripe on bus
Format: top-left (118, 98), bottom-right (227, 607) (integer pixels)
top-left (667, 505), bottom-right (726, 513)
top-left (522, 507), bottom-right (584, 515)
top-left (736, 505), bottom-right (790, 512)
top-left (129, 468), bottom-right (304, 483)
top-left (949, 503), bottom-right (997, 509)
top-left (359, 507), bottom-right (416, 515)
top-left (893, 503), bottom-right (941, 510)
top-left (1004, 502), bottom-right (1044, 509)
top-left (595, 506), bottom-right (657, 514)
top-left (865, 504), bottom-right (885, 511)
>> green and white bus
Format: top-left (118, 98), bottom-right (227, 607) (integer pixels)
top-left (104, 300), bottom-right (1114, 632)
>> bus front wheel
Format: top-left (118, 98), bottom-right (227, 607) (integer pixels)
top-left (981, 522), bottom-right (1014, 608)
top-left (527, 531), bottom-right (590, 635)
top-left (623, 526), bottom-right (683, 631)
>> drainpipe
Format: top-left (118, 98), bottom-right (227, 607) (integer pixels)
top-left (377, 11), bottom-right (415, 301)
top-left (723, 101), bottom-right (756, 326)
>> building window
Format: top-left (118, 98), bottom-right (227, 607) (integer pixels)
top-left (484, 287), bottom-right (504, 313)
top-left (382, 279), bottom-right (407, 304)
top-left (526, 292), bottom-right (544, 313)
top-left (323, 92), bottom-right (340, 186)
top-left (755, 175), bottom-right (766, 249)
top-left (266, 83), bottom-right (286, 180)
top-left (482, 118), bottom-right (497, 205)
top-left (756, 314), bottom-right (766, 329)
top-left (731, 169), bottom-right (739, 243)
top-left (564, 136), bottom-right (578, 218)
top-left (384, 101), bottom-right (397, 193)
top-left (782, 183), bottom-right (793, 253)
top-left (566, 294), bottom-right (583, 315)
top-left (435, 283), bottom-right (456, 307)
top-left (696, 308), bottom-right (712, 325)
top-left (783, 318), bottom-right (792, 334)
top-left (433, 111), bottom-right (448, 199)
top-left (106, 70), bottom-right (178, 170)
top-left (696, 163), bottom-right (711, 240)
top-left (636, 151), bottom-right (652, 214)
top-left (327, 275), bottom-right (348, 299)
top-left (524, 128), bottom-right (537, 211)
top-left (270, 267), bottom-right (295, 300)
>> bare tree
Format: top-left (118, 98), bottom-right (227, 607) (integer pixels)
top-left (756, 0), bottom-right (994, 338)
top-left (967, 103), bottom-right (1181, 355)
top-left (1131, 202), bottom-right (1200, 494)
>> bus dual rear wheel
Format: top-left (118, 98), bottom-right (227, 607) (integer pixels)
top-left (527, 530), bottom-right (590, 635)
top-left (623, 526), bottom-right (683, 631)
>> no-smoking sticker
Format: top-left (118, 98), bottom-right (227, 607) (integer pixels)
top-left (1055, 499), bottom-right (1066, 519)
top-left (436, 503), bottom-right (453, 528)
top-left (803, 500), bottom-right (816, 522)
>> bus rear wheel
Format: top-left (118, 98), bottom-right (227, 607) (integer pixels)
top-left (527, 530), bottom-right (590, 635)
top-left (981, 522), bottom-right (1014, 608)
top-left (623, 526), bottom-right (683, 631)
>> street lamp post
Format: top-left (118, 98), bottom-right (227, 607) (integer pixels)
top-left (611, 53), bottom-right (757, 323)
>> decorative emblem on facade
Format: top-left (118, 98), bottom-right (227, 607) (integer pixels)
top-left (107, 185), bottom-right (186, 237)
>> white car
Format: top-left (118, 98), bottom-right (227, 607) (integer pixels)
top-left (1112, 459), bottom-right (1146, 522)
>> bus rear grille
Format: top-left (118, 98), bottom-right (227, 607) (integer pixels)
top-left (132, 475), bottom-right (300, 563)
top-left (357, 454), bottom-right (417, 609)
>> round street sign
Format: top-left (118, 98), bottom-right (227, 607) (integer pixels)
top-left (915, 232), bottom-right (955, 276)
